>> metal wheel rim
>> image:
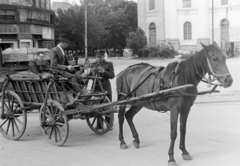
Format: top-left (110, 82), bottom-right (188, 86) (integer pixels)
top-left (0, 90), bottom-right (27, 140)
top-left (39, 99), bottom-right (69, 146)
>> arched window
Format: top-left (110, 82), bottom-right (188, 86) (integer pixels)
top-left (184, 22), bottom-right (192, 40)
top-left (149, 23), bottom-right (156, 45)
top-left (221, 19), bottom-right (229, 41)
top-left (183, 0), bottom-right (191, 8)
top-left (149, 0), bottom-right (155, 10)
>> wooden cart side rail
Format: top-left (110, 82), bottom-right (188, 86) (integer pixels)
top-left (5, 78), bottom-right (65, 103)
top-left (63, 84), bottom-right (194, 115)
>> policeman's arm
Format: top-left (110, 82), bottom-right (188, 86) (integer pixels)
top-left (101, 63), bottom-right (115, 79)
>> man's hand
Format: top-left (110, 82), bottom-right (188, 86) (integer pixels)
top-left (98, 67), bottom-right (105, 73)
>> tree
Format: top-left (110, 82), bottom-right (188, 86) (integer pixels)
top-left (55, 0), bottom-right (138, 55)
top-left (126, 28), bottom-right (147, 56)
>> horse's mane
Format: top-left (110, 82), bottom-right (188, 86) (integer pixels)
top-left (177, 49), bottom-right (206, 85)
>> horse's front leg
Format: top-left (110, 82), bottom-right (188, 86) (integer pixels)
top-left (179, 108), bottom-right (192, 160)
top-left (118, 105), bottom-right (128, 149)
top-left (168, 108), bottom-right (179, 166)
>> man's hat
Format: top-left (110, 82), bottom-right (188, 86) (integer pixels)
top-left (58, 34), bottom-right (70, 44)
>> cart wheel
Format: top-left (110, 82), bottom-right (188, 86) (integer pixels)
top-left (0, 90), bottom-right (27, 140)
top-left (86, 97), bottom-right (114, 135)
top-left (39, 99), bottom-right (69, 146)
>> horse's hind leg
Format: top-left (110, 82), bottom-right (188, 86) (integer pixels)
top-left (179, 108), bottom-right (192, 160)
top-left (125, 106), bottom-right (142, 149)
top-left (118, 104), bottom-right (128, 149)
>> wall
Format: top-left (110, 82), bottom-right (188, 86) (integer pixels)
top-left (138, 0), bottom-right (165, 44)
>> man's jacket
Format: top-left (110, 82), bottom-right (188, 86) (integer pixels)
top-left (49, 46), bottom-right (70, 71)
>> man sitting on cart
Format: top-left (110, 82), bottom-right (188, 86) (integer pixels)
top-left (49, 34), bottom-right (87, 93)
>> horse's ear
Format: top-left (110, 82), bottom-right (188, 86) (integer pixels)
top-left (200, 42), bottom-right (207, 49)
top-left (213, 42), bottom-right (219, 48)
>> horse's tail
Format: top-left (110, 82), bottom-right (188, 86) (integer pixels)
top-left (116, 70), bottom-right (126, 100)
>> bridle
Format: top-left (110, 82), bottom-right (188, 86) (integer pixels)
top-left (204, 53), bottom-right (231, 87)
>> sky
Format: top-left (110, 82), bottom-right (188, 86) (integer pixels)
top-left (51, 0), bottom-right (137, 5)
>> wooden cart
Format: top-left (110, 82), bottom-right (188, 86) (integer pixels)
top-left (0, 73), bottom-right (115, 146)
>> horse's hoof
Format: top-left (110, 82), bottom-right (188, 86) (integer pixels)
top-left (133, 141), bottom-right (140, 149)
top-left (120, 144), bottom-right (128, 149)
top-left (168, 161), bottom-right (178, 166)
top-left (182, 154), bottom-right (193, 160)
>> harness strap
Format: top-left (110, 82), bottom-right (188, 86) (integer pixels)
top-left (170, 62), bottom-right (180, 87)
top-left (123, 66), bottom-right (154, 99)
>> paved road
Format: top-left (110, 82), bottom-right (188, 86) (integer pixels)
top-left (0, 57), bottom-right (239, 166)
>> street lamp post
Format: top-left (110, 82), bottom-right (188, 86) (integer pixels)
top-left (85, 3), bottom-right (88, 62)
top-left (212, 0), bottom-right (214, 43)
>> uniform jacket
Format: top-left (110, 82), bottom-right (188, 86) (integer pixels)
top-left (91, 60), bottom-right (115, 94)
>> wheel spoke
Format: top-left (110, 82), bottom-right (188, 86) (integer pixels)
top-left (49, 127), bottom-right (54, 139)
top-left (12, 118), bottom-right (20, 133)
top-left (54, 127), bottom-right (57, 143)
top-left (46, 107), bottom-right (52, 117)
top-left (91, 116), bottom-right (97, 126)
top-left (55, 127), bottom-right (62, 141)
top-left (6, 119), bottom-right (11, 135)
top-left (4, 102), bottom-right (10, 112)
top-left (50, 104), bottom-right (54, 116)
top-left (13, 104), bottom-right (21, 112)
top-left (11, 120), bottom-right (15, 137)
top-left (55, 116), bottom-right (63, 122)
top-left (0, 119), bottom-right (8, 128)
top-left (56, 125), bottom-right (65, 135)
top-left (14, 117), bottom-right (23, 125)
top-left (44, 126), bottom-right (50, 132)
top-left (55, 122), bottom-right (65, 126)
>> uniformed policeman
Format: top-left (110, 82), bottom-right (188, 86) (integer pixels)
top-left (91, 51), bottom-right (115, 101)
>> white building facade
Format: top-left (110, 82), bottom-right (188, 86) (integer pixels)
top-left (138, 0), bottom-right (240, 55)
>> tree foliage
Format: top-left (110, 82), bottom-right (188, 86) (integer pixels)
top-left (55, 0), bottom-right (138, 54)
top-left (126, 28), bottom-right (147, 56)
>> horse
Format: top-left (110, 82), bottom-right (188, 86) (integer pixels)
top-left (116, 43), bottom-right (233, 166)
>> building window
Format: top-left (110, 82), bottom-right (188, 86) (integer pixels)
top-left (19, 24), bottom-right (31, 33)
top-left (0, 10), bottom-right (16, 21)
top-left (149, 0), bottom-right (155, 10)
top-left (0, 24), bottom-right (18, 34)
top-left (149, 23), bottom-right (156, 45)
top-left (183, 0), bottom-right (191, 8)
top-left (221, 0), bottom-right (228, 5)
top-left (184, 22), bottom-right (192, 40)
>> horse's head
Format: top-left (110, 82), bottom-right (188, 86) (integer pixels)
top-left (201, 42), bottom-right (233, 88)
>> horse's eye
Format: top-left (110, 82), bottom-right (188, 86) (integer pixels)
top-left (209, 53), bottom-right (217, 61)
